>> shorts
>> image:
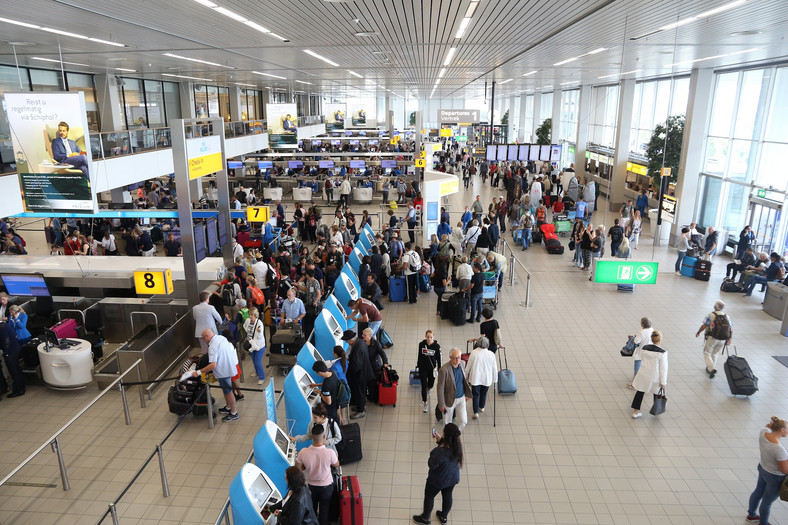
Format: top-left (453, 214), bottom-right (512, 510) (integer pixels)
top-left (217, 376), bottom-right (233, 394)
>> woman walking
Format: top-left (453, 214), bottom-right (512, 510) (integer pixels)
top-left (412, 423), bottom-right (464, 525)
top-left (746, 417), bottom-right (788, 525)
top-left (243, 307), bottom-right (266, 384)
top-left (628, 210), bottom-right (643, 250)
top-left (630, 330), bottom-right (668, 418)
top-left (626, 317), bottom-right (654, 390)
top-left (416, 330), bottom-right (442, 413)
top-left (580, 223), bottom-right (594, 271)
top-left (464, 336), bottom-right (497, 420)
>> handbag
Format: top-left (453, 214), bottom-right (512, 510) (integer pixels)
top-left (568, 239), bottom-right (576, 251)
top-left (434, 403), bottom-right (444, 422)
top-left (243, 319), bottom-right (259, 351)
top-left (649, 388), bottom-right (667, 415)
top-left (780, 471), bottom-right (788, 501)
top-left (620, 335), bottom-right (638, 357)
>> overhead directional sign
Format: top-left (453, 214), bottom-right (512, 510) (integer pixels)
top-left (246, 206), bottom-right (270, 223)
top-left (415, 158), bottom-right (426, 168)
top-left (593, 260), bottom-right (659, 285)
top-left (134, 268), bottom-right (174, 295)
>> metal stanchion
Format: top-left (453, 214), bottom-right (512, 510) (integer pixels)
top-left (508, 253), bottom-right (517, 286)
top-left (206, 385), bottom-right (215, 429)
top-left (51, 437), bottom-right (70, 491)
top-left (525, 273), bottom-right (532, 308)
top-left (119, 383), bottom-right (131, 425)
top-left (109, 503), bottom-right (119, 525)
top-left (156, 444), bottom-right (170, 497)
top-left (135, 362), bottom-right (146, 409)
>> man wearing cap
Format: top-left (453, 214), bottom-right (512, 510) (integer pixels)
top-left (342, 330), bottom-right (374, 420)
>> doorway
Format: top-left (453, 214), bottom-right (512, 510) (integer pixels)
top-left (748, 198), bottom-right (781, 253)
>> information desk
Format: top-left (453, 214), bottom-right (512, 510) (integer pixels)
top-left (352, 187), bottom-right (373, 203)
top-left (38, 338), bottom-right (93, 389)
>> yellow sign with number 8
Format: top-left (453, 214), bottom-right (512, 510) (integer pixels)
top-left (247, 206), bottom-right (270, 223)
top-left (134, 269), bottom-right (173, 295)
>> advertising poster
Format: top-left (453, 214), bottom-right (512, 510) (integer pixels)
top-left (266, 103), bottom-right (298, 147)
top-left (348, 99), bottom-right (375, 127)
top-left (325, 103), bottom-right (346, 130)
top-left (3, 91), bottom-right (97, 213)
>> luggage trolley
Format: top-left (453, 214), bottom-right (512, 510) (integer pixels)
top-left (482, 271), bottom-right (499, 309)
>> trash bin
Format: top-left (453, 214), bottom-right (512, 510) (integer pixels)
top-left (647, 209), bottom-right (671, 243)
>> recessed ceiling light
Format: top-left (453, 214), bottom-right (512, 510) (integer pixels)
top-left (253, 71), bottom-right (286, 79)
top-left (245, 21), bottom-right (270, 33)
top-left (268, 33), bottom-right (288, 41)
top-left (443, 47), bottom-right (457, 66)
top-left (234, 82), bottom-right (256, 87)
top-left (522, 70), bottom-right (538, 77)
top-left (304, 49), bottom-right (339, 67)
top-left (348, 70), bottom-right (363, 78)
top-left (354, 31), bottom-right (379, 37)
top-left (31, 56), bottom-right (90, 67)
top-left (163, 53), bottom-right (235, 69)
top-left (163, 73), bottom-right (213, 81)
top-left (6, 41), bottom-right (36, 46)
top-left (115, 67), bottom-right (137, 72)
top-left (465, 1), bottom-right (479, 17)
top-left (214, 6), bottom-right (247, 22)
top-left (295, 80), bottom-right (312, 85)
top-left (730, 30), bottom-right (762, 36)
top-left (498, 78), bottom-right (513, 84)
top-left (560, 80), bottom-right (580, 86)
top-left (455, 18), bottom-right (472, 39)
top-left (597, 69), bottom-right (641, 79)
top-left (667, 47), bottom-right (758, 67)
top-left (554, 57), bottom-right (579, 66)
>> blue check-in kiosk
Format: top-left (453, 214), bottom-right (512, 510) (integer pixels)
top-left (333, 266), bottom-right (360, 312)
top-left (283, 365), bottom-right (321, 450)
top-left (313, 308), bottom-right (346, 359)
top-left (253, 420), bottom-right (296, 497)
top-left (348, 247), bottom-right (364, 273)
top-left (229, 463), bottom-right (282, 525)
top-left (358, 224), bottom-right (376, 252)
top-left (324, 293), bottom-right (355, 331)
top-left (296, 341), bottom-right (322, 372)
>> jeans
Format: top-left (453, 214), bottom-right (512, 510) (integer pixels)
top-left (469, 293), bottom-right (483, 322)
top-left (421, 482), bottom-right (455, 519)
top-left (633, 359), bottom-right (642, 376)
top-left (407, 220), bottom-right (417, 243)
top-left (471, 384), bottom-right (489, 414)
top-left (610, 242), bottom-right (621, 257)
top-left (675, 250), bottom-right (686, 272)
top-left (406, 273), bottom-right (418, 303)
top-left (744, 275), bottom-right (769, 295)
top-left (309, 483), bottom-right (334, 525)
top-left (250, 347), bottom-right (265, 379)
top-left (747, 464), bottom-right (785, 525)
top-left (368, 320), bottom-right (382, 337)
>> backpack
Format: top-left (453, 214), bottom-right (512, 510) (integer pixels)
top-left (308, 215), bottom-right (317, 227)
top-left (248, 286), bottom-right (265, 305)
top-left (221, 283), bottom-right (236, 307)
top-left (408, 252), bottom-right (421, 273)
top-left (610, 226), bottom-right (623, 243)
top-left (710, 312), bottom-right (732, 340)
top-left (336, 379), bottom-right (351, 408)
top-left (264, 263), bottom-right (279, 289)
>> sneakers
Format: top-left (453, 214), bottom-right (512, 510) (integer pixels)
top-left (423, 402), bottom-right (428, 413)
top-left (222, 412), bottom-right (239, 421)
top-left (675, 271), bottom-right (681, 276)
top-left (480, 407), bottom-right (485, 413)
top-left (745, 516), bottom-right (760, 522)
top-left (436, 510), bottom-right (448, 524)
top-left (257, 379), bottom-right (264, 385)
top-left (709, 369), bottom-right (717, 379)
top-left (218, 406), bottom-right (231, 414)
top-left (350, 411), bottom-right (366, 419)
top-left (412, 515), bottom-right (430, 524)
top-left (626, 383), bottom-right (635, 390)
top-left (250, 372), bottom-right (258, 378)
top-left (632, 412), bottom-right (642, 419)
top-left (472, 413), bottom-right (479, 419)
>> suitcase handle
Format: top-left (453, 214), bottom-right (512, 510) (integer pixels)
top-left (497, 346), bottom-right (507, 370)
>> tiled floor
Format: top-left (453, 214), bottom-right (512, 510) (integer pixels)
top-left (1, 176), bottom-right (787, 524)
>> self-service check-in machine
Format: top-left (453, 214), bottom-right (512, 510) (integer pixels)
top-left (313, 308), bottom-right (346, 359)
top-left (253, 420), bottom-right (297, 497)
top-left (358, 224), bottom-right (376, 252)
top-left (296, 341), bottom-right (322, 372)
top-left (323, 293), bottom-right (354, 331)
top-left (348, 247), bottom-right (364, 274)
top-left (229, 463), bottom-right (282, 524)
top-left (283, 364), bottom-right (321, 450)
top-left (333, 266), bottom-right (360, 313)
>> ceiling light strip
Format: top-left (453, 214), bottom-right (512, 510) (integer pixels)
top-left (31, 57), bottom-right (89, 67)
top-left (0, 17), bottom-right (127, 47)
top-left (163, 73), bottom-right (213, 82)
top-left (253, 71), bottom-right (286, 79)
top-left (163, 53), bottom-right (235, 69)
top-left (347, 70), bottom-right (363, 78)
top-left (303, 49), bottom-right (339, 67)
top-left (443, 47), bottom-right (457, 66)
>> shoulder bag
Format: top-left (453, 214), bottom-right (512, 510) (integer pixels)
top-left (243, 319), bottom-right (259, 351)
top-left (649, 388), bottom-right (667, 415)
top-left (620, 335), bottom-right (638, 357)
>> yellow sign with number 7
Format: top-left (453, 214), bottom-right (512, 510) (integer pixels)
top-left (247, 206), bottom-right (270, 223)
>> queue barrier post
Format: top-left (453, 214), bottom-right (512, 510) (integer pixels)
top-left (109, 503), bottom-right (120, 525)
top-left (156, 444), bottom-right (170, 498)
top-left (51, 437), bottom-right (70, 491)
top-left (135, 362), bottom-right (146, 409)
top-left (206, 384), bottom-right (215, 429)
top-left (119, 382), bottom-right (131, 426)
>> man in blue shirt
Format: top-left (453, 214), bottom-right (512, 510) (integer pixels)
top-left (280, 288), bottom-right (306, 324)
top-left (404, 203), bottom-right (417, 244)
top-left (743, 252), bottom-right (784, 296)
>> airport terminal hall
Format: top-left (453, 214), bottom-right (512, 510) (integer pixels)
top-left (2, 0), bottom-right (788, 524)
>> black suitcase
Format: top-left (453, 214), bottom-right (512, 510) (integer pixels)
top-left (546, 238), bottom-right (564, 254)
top-left (532, 228), bottom-right (542, 245)
top-left (21, 338), bottom-right (42, 367)
top-left (167, 379), bottom-right (215, 416)
top-left (447, 293), bottom-right (466, 326)
top-left (269, 329), bottom-right (304, 356)
top-left (723, 346), bottom-right (758, 396)
top-left (440, 294), bottom-right (453, 320)
top-left (695, 259), bottom-right (712, 281)
top-left (336, 422), bottom-right (363, 464)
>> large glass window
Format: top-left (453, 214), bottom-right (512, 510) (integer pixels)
top-left (523, 95), bottom-right (534, 142)
top-left (121, 78), bottom-right (181, 128)
top-left (539, 92), bottom-right (553, 126)
top-left (559, 89), bottom-right (579, 144)
top-left (121, 78), bottom-right (145, 128)
top-left (241, 89), bottom-right (262, 120)
top-left (66, 73), bottom-right (100, 131)
top-left (30, 69), bottom-right (62, 92)
top-left (588, 85), bottom-right (619, 149)
top-left (163, 81), bottom-right (181, 123)
top-left (143, 80), bottom-right (165, 128)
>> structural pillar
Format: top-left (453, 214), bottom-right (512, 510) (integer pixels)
top-left (94, 74), bottom-right (125, 132)
top-left (674, 67), bottom-right (714, 238)
top-left (531, 92), bottom-right (542, 144)
top-left (229, 86), bottom-right (243, 122)
top-left (575, 85), bottom-right (592, 173)
top-left (517, 95), bottom-right (527, 142)
top-left (551, 88), bottom-right (562, 145)
top-left (610, 78), bottom-right (636, 210)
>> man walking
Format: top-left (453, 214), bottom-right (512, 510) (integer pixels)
top-left (191, 329), bottom-right (240, 421)
top-left (695, 300), bottom-right (732, 379)
top-left (436, 348), bottom-right (472, 431)
top-left (295, 424), bottom-right (339, 525)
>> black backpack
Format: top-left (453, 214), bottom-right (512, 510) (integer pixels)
top-left (221, 283), bottom-right (236, 307)
top-left (610, 226), bottom-right (623, 243)
top-left (710, 313), bottom-right (732, 340)
top-left (264, 263), bottom-right (279, 289)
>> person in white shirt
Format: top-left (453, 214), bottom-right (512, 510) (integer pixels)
top-left (243, 307), bottom-right (266, 384)
top-left (463, 220), bottom-right (481, 255)
top-left (401, 242), bottom-right (421, 304)
top-left (339, 177), bottom-right (352, 206)
top-left (192, 291), bottom-right (222, 353)
top-left (191, 329), bottom-right (240, 421)
top-left (626, 317), bottom-right (654, 390)
top-left (100, 231), bottom-right (117, 255)
top-left (464, 336), bottom-right (498, 419)
top-left (231, 238), bottom-right (244, 260)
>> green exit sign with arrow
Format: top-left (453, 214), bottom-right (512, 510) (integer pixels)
top-left (593, 260), bottom-right (659, 285)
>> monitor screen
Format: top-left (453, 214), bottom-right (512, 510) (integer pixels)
top-left (539, 144), bottom-right (551, 161)
top-left (274, 428), bottom-right (289, 455)
top-left (299, 372), bottom-right (313, 390)
top-left (350, 140), bottom-right (359, 146)
top-left (550, 144), bottom-right (562, 162)
top-left (0, 274), bottom-right (49, 297)
top-left (227, 161), bottom-right (243, 169)
top-left (518, 144), bottom-right (529, 161)
top-left (319, 160), bottom-right (335, 169)
top-left (345, 131), bottom-right (353, 136)
top-left (496, 145), bottom-right (507, 162)
top-left (217, 211), bottom-right (228, 246)
top-left (312, 139), bottom-right (322, 146)
top-left (297, 140), bottom-right (303, 148)
top-left (486, 145), bottom-right (496, 161)
top-left (44, 327), bottom-right (59, 347)
top-left (206, 217), bottom-right (218, 254)
top-left (194, 223), bottom-right (206, 263)
top-left (378, 131), bottom-right (386, 136)
top-left (288, 160), bottom-right (303, 169)
top-left (359, 131), bottom-right (367, 136)
top-left (381, 160), bottom-right (397, 169)
top-left (328, 315), bottom-right (341, 337)
top-left (331, 140), bottom-right (341, 146)
top-left (258, 161), bottom-right (273, 169)
top-left (332, 132), bottom-right (341, 136)
top-left (329, 296), bottom-right (346, 317)
top-left (349, 160), bottom-right (365, 169)
top-left (507, 145), bottom-right (518, 161)
top-left (528, 145), bottom-right (539, 161)
top-left (369, 139), bottom-right (379, 145)
top-left (250, 474), bottom-right (274, 509)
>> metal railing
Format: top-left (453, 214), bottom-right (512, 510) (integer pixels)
top-left (499, 237), bottom-right (532, 308)
top-left (0, 358), bottom-right (145, 492)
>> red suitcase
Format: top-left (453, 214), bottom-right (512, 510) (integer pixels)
top-left (50, 318), bottom-right (78, 339)
top-left (377, 369), bottom-right (397, 407)
top-left (339, 475), bottom-right (364, 525)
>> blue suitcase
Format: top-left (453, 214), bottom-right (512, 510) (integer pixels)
top-left (681, 256), bottom-right (698, 278)
top-left (418, 273), bottom-right (431, 292)
top-left (497, 347), bottom-right (517, 395)
top-left (409, 369), bottom-right (421, 386)
top-left (389, 275), bottom-right (407, 302)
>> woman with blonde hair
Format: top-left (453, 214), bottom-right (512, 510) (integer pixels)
top-left (243, 307), bottom-right (266, 384)
top-left (630, 330), bottom-right (667, 419)
top-left (746, 416), bottom-right (788, 525)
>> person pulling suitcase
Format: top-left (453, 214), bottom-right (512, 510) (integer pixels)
top-left (695, 300), bottom-right (732, 379)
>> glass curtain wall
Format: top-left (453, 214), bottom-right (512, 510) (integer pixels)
top-left (240, 89), bottom-right (263, 120)
top-left (120, 78), bottom-right (181, 129)
top-left (629, 77), bottom-right (690, 155)
top-left (523, 95), bottom-right (534, 142)
top-left (193, 85), bottom-right (230, 120)
top-left (588, 85), bottom-right (619, 149)
top-left (559, 89), bottom-right (579, 143)
top-left (539, 92), bottom-right (553, 128)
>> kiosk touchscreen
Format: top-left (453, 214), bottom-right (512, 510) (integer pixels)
top-left (332, 267), bottom-right (360, 316)
top-left (323, 294), bottom-right (354, 331)
top-left (283, 365), bottom-right (321, 450)
top-left (358, 224), bottom-right (376, 252)
top-left (296, 341), bottom-right (322, 373)
top-left (347, 247), bottom-right (364, 274)
top-left (253, 420), bottom-right (296, 496)
top-left (229, 463), bottom-right (282, 525)
top-left (313, 308), bottom-right (346, 359)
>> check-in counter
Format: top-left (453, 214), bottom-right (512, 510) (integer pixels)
top-left (253, 420), bottom-right (296, 497)
top-left (292, 187), bottom-right (313, 202)
top-left (322, 294), bottom-right (353, 332)
top-left (333, 266), bottom-right (360, 313)
top-left (358, 224), bottom-right (376, 252)
top-left (97, 297), bottom-right (189, 343)
top-left (312, 310), bottom-right (345, 360)
top-left (296, 342), bottom-right (322, 373)
top-left (283, 365), bottom-right (321, 450)
top-left (348, 247), bottom-right (364, 274)
top-left (38, 338), bottom-right (93, 389)
top-left (263, 187), bottom-right (283, 201)
top-left (352, 187), bottom-right (373, 203)
top-left (229, 464), bottom-right (281, 525)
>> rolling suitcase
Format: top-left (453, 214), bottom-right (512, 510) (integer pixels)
top-left (50, 318), bottom-right (79, 339)
top-left (447, 293), bottom-right (466, 327)
top-left (377, 368), bottom-right (397, 407)
top-left (339, 475), bottom-right (364, 525)
top-left (681, 256), bottom-right (698, 278)
top-left (462, 341), bottom-right (472, 365)
top-left (617, 284), bottom-right (635, 293)
top-left (409, 369), bottom-right (421, 386)
top-left (723, 345), bottom-right (758, 396)
top-left (418, 273), bottom-right (431, 292)
top-left (389, 275), bottom-right (406, 302)
top-left (336, 423), bottom-right (363, 464)
top-left (695, 259), bottom-right (712, 281)
top-left (497, 346), bottom-right (517, 395)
